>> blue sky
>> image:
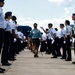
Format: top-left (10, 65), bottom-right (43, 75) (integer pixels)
top-left (3, 0), bottom-right (75, 30)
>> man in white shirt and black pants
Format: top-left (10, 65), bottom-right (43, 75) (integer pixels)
top-left (60, 24), bottom-right (66, 59)
top-left (50, 24), bottom-right (57, 58)
top-left (41, 23), bottom-right (53, 54)
top-left (41, 23), bottom-right (57, 58)
top-left (72, 13), bottom-right (75, 64)
top-left (1, 12), bottom-right (12, 66)
top-left (0, 0), bottom-right (5, 73)
top-left (8, 16), bottom-right (18, 61)
top-left (65, 20), bottom-right (72, 61)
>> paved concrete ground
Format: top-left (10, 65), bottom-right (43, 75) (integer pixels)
top-left (0, 49), bottom-right (75, 75)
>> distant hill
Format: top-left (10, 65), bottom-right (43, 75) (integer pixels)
top-left (17, 25), bottom-right (32, 37)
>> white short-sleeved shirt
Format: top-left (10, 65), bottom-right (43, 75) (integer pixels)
top-left (56, 31), bottom-right (61, 38)
top-left (66, 25), bottom-right (72, 35)
top-left (50, 28), bottom-right (56, 38)
top-left (47, 29), bottom-right (51, 39)
top-left (4, 19), bottom-right (11, 31)
top-left (0, 7), bottom-right (4, 29)
top-left (23, 36), bottom-right (26, 40)
top-left (10, 20), bottom-right (16, 33)
top-left (61, 28), bottom-right (66, 37)
top-left (17, 31), bottom-right (24, 39)
top-left (42, 35), bottom-right (47, 41)
top-left (47, 28), bottom-right (56, 39)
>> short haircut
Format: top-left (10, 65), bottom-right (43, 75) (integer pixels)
top-left (72, 13), bottom-right (75, 16)
top-left (12, 16), bottom-right (17, 21)
top-left (46, 28), bottom-right (48, 31)
top-left (65, 20), bottom-right (70, 25)
top-left (5, 12), bottom-right (12, 19)
top-left (33, 23), bottom-right (37, 25)
top-left (0, 0), bottom-right (4, 2)
top-left (48, 23), bottom-right (53, 27)
top-left (55, 28), bottom-right (58, 31)
top-left (60, 24), bottom-right (64, 27)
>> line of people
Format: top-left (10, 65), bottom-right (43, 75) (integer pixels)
top-left (28, 17), bottom-right (75, 63)
top-left (40, 18), bottom-right (75, 64)
top-left (0, 0), bottom-right (27, 73)
top-left (28, 17), bottom-right (74, 63)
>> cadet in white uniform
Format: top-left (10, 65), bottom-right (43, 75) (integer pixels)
top-left (0, 0), bottom-right (5, 73)
top-left (55, 28), bottom-right (61, 57)
top-left (40, 33), bottom-right (47, 52)
top-left (72, 13), bottom-right (75, 64)
top-left (41, 23), bottom-right (57, 58)
top-left (17, 29), bottom-right (25, 51)
top-left (40, 24), bottom-right (53, 54)
top-left (8, 16), bottom-right (18, 61)
top-left (49, 25), bottom-right (57, 58)
top-left (1, 12), bottom-right (12, 66)
top-left (65, 20), bottom-right (72, 61)
top-left (60, 24), bottom-right (66, 59)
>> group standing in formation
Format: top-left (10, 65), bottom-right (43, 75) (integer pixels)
top-left (0, 0), bottom-right (27, 73)
top-left (0, 0), bottom-right (75, 73)
top-left (29, 15), bottom-right (75, 65)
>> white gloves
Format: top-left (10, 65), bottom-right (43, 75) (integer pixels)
top-left (21, 41), bottom-right (23, 43)
top-left (51, 39), bottom-right (54, 44)
top-left (40, 27), bottom-right (44, 30)
top-left (63, 41), bottom-right (66, 44)
top-left (13, 38), bottom-right (17, 42)
top-left (70, 39), bottom-right (72, 42)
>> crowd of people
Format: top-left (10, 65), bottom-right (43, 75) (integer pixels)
top-left (0, 0), bottom-right (75, 73)
top-left (28, 15), bottom-right (75, 66)
top-left (0, 0), bottom-right (27, 73)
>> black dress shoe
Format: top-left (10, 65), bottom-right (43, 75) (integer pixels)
top-left (34, 54), bottom-right (39, 58)
top-left (9, 58), bottom-right (16, 61)
top-left (72, 61), bottom-right (75, 64)
top-left (60, 57), bottom-right (66, 59)
top-left (2, 63), bottom-right (11, 66)
top-left (0, 68), bottom-right (4, 73)
top-left (65, 59), bottom-right (71, 61)
top-left (51, 56), bottom-right (57, 58)
top-left (0, 68), bottom-right (5, 71)
top-left (57, 55), bottom-right (61, 57)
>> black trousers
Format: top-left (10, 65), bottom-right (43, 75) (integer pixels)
top-left (1, 31), bottom-right (10, 64)
top-left (66, 35), bottom-right (72, 60)
top-left (47, 39), bottom-right (52, 54)
top-left (8, 34), bottom-right (14, 59)
top-left (15, 38), bottom-right (21, 54)
top-left (52, 38), bottom-right (57, 57)
top-left (74, 40), bottom-right (75, 54)
top-left (40, 41), bottom-right (47, 52)
top-left (56, 37), bottom-right (61, 56)
top-left (61, 37), bottom-right (66, 59)
top-left (0, 28), bottom-right (4, 53)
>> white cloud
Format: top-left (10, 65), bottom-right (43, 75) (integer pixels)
top-left (64, 7), bottom-right (70, 14)
top-left (48, 0), bottom-right (64, 3)
top-left (48, 0), bottom-right (75, 6)
top-left (48, 0), bottom-right (65, 5)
